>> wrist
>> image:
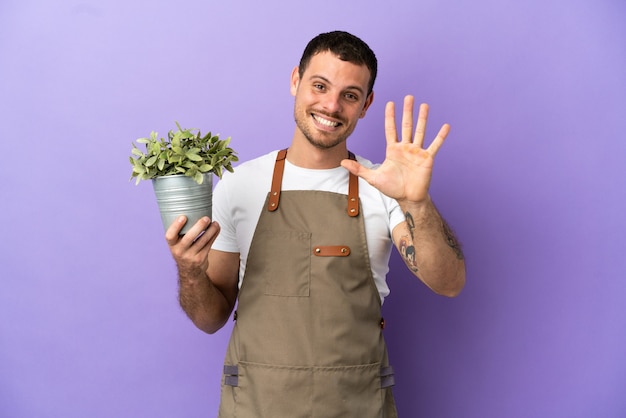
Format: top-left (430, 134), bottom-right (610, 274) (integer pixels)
top-left (177, 263), bottom-right (208, 283)
top-left (397, 195), bottom-right (432, 213)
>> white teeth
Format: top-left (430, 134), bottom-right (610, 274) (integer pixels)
top-left (313, 115), bottom-right (339, 127)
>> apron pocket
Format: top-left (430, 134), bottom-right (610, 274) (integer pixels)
top-left (312, 363), bottom-right (385, 418)
top-left (256, 229), bottom-right (311, 297)
top-left (234, 362), bottom-right (313, 418)
top-left (231, 362), bottom-right (389, 418)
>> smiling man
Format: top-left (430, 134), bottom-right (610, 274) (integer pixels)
top-left (291, 48), bottom-right (373, 157)
top-left (165, 31), bottom-right (465, 418)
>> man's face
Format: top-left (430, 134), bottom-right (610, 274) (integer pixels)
top-left (290, 51), bottom-right (373, 150)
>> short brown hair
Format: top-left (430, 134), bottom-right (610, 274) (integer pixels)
top-left (298, 31), bottom-right (377, 96)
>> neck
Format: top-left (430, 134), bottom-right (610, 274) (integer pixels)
top-left (287, 133), bottom-right (349, 169)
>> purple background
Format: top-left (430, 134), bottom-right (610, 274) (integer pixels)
top-left (1, 0), bottom-right (625, 417)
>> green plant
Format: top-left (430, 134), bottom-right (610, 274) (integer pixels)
top-left (129, 122), bottom-right (238, 185)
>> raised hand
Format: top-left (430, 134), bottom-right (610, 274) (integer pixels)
top-left (341, 95), bottom-right (450, 204)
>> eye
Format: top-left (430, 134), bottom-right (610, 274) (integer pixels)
top-left (344, 92), bottom-right (359, 102)
top-left (313, 83), bottom-right (325, 91)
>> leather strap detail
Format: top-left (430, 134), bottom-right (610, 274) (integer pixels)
top-left (268, 149), bottom-right (288, 212)
top-left (313, 245), bottom-right (351, 257)
top-left (269, 149), bottom-right (359, 216)
top-left (347, 151), bottom-right (359, 217)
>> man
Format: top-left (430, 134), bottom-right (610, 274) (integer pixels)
top-left (166, 31), bottom-right (465, 418)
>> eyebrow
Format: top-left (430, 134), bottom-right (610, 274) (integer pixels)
top-left (309, 75), bottom-right (366, 96)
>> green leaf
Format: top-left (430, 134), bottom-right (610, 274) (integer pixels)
top-left (215, 149), bottom-right (232, 157)
top-left (180, 130), bottom-right (195, 139)
top-left (198, 164), bottom-right (212, 172)
top-left (186, 152), bottom-right (203, 162)
top-left (145, 156), bottom-right (158, 167)
top-left (150, 142), bottom-right (161, 154)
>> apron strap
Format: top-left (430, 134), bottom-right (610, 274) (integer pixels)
top-left (347, 151), bottom-right (359, 217)
top-left (268, 148), bottom-right (359, 217)
top-left (268, 149), bottom-right (288, 212)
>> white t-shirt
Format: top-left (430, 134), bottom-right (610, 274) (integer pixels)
top-left (212, 150), bottom-right (405, 302)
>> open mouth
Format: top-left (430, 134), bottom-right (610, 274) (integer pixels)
top-left (312, 114), bottom-right (341, 128)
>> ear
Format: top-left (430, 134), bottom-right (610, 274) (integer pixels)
top-left (290, 66), bottom-right (300, 97)
top-left (359, 91), bottom-right (375, 118)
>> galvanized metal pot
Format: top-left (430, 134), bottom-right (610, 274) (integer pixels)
top-left (152, 173), bottom-right (212, 235)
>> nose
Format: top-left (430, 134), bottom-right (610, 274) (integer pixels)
top-left (321, 92), bottom-right (342, 114)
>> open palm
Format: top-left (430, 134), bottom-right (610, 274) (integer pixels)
top-left (342, 95), bottom-right (450, 203)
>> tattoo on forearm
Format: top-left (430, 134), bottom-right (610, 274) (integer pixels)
top-left (399, 234), bottom-right (418, 272)
top-left (401, 210), bottom-right (464, 270)
top-left (441, 219), bottom-right (464, 260)
top-left (401, 212), bottom-right (419, 272)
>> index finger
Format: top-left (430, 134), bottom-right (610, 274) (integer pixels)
top-left (384, 101), bottom-right (398, 144)
top-left (165, 215), bottom-right (187, 244)
top-left (426, 123), bottom-right (451, 157)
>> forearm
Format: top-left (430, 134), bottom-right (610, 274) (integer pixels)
top-left (178, 268), bottom-right (234, 334)
top-left (395, 196), bottom-right (465, 296)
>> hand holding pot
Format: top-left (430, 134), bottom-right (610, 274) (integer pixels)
top-left (165, 216), bottom-right (220, 279)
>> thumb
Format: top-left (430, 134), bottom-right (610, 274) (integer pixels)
top-left (340, 159), bottom-right (374, 182)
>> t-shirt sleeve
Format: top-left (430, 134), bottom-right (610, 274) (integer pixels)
top-left (388, 197), bottom-right (405, 233)
top-left (211, 176), bottom-right (240, 253)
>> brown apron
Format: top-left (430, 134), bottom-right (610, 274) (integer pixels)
top-left (219, 150), bottom-right (397, 418)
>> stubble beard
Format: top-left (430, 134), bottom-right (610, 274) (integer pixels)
top-left (294, 105), bottom-right (353, 150)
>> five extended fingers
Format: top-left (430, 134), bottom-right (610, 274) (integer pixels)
top-left (385, 95), bottom-right (450, 157)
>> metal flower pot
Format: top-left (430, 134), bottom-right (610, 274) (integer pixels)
top-left (152, 173), bottom-right (212, 235)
